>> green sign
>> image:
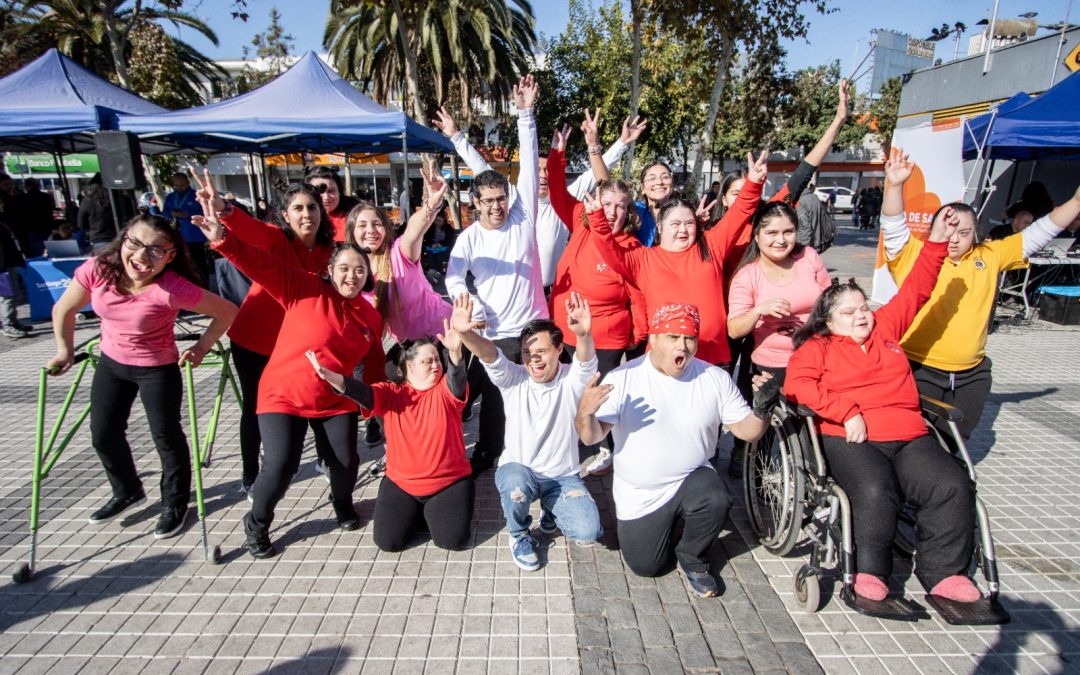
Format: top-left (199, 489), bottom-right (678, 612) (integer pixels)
top-left (4, 153), bottom-right (100, 175)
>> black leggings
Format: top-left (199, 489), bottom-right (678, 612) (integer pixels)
top-left (249, 412), bottom-right (359, 533)
top-left (910, 358), bottom-right (993, 442)
top-left (90, 353), bottom-right (191, 508)
top-left (821, 434), bottom-right (975, 590)
top-left (617, 466), bottom-right (732, 576)
top-left (230, 342), bottom-right (269, 484)
top-left (373, 476), bottom-right (474, 551)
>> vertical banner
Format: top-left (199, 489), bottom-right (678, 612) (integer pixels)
top-left (871, 121), bottom-right (965, 304)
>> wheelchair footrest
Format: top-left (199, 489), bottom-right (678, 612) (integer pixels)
top-left (925, 594), bottom-right (1010, 626)
top-left (841, 586), bottom-right (927, 622)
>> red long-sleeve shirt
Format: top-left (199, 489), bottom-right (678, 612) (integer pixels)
top-left (784, 239), bottom-right (949, 442)
top-left (223, 208), bottom-right (334, 356)
top-left (212, 233), bottom-right (385, 418)
top-left (546, 148), bottom-right (646, 349)
top-left (328, 210), bottom-right (348, 243)
top-left (590, 177), bottom-right (764, 364)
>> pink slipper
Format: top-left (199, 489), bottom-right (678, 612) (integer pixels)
top-left (930, 575), bottom-right (981, 603)
top-left (854, 573), bottom-right (888, 601)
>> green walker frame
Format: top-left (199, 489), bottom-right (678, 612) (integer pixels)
top-left (12, 333), bottom-right (242, 583)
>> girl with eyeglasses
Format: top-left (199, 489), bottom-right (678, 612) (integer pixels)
top-left (46, 214), bottom-right (237, 539)
top-left (190, 170), bottom-right (336, 499)
top-left (192, 206), bottom-right (386, 559)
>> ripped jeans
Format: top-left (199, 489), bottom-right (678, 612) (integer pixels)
top-left (494, 462), bottom-right (603, 543)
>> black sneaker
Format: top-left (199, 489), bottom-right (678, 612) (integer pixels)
top-left (154, 504), bottom-right (189, 539)
top-left (334, 501), bottom-right (360, 531)
top-left (364, 418), bottom-right (384, 446)
top-left (88, 491), bottom-right (146, 523)
top-left (682, 567), bottom-right (719, 598)
top-left (243, 514), bottom-right (277, 559)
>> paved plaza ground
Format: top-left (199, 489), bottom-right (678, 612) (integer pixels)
top-left (0, 223), bottom-right (1077, 673)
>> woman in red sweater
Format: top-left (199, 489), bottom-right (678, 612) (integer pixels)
top-left (191, 170), bottom-right (335, 498)
top-left (305, 165), bottom-right (358, 242)
top-left (305, 318), bottom-right (472, 552)
top-left (590, 151), bottom-right (768, 366)
top-left (192, 207), bottom-right (385, 559)
top-left (784, 210), bottom-right (983, 604)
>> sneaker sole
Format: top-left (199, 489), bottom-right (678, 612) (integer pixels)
top-left (87, 496), bottom-right (146, 524)
top-left (512, 556), bottom-right (541, 572)
top-left (246, 545), bottom-right (278, 559)
top-left (153, 509), bottom-right (190, 539)
top-left (586, 465), bottom-right (612, 476)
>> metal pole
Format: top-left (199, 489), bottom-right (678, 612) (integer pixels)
top-left (1051, 0), bottom-right (1074, 87)
top-left (982, 0), bottom-right (1001, 75)
top-left (401, 134), bottom-right (411, 222)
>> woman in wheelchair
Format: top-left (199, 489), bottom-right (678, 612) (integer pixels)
top-left (785, 209), bottom-right (985, 605)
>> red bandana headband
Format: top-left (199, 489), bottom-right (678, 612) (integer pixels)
top-left (649, 303), bottom-right (700, 337)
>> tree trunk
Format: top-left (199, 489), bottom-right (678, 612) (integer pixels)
top-left (689, 34), bottom-right (735, 196)
top-left (623, 0), bottom-right (643, 181)
top-left (102, 3), bottom-right (130, 87)
top-left (389, 0), bottom-right (425, 123)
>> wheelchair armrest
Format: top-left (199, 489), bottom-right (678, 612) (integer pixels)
top-left (795, 404), bottom-right (815, 418)
top-left (919, 395), bottom-right (964, 423)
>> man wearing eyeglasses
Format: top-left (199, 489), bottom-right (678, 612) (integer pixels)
top-left (444, 74), bottom-right (544, 476)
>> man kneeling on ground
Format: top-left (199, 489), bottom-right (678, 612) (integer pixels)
top-left (451, 291), bottom-right (603, 571)
top-left (575, 303), bottom-right (771, 597)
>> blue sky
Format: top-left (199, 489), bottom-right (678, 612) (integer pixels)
top-left (175, 0), bottom-right (1077, 84)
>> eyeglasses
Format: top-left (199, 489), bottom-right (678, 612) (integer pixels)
top-left (123, 234), bottom-right (174, 261)
top-left (643, 173), bottom-right (673, 185)
top-left (477, 196), bottom-right (508, 207)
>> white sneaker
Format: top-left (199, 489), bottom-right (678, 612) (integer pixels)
top-left (585, 448), bottom-right (613, 476)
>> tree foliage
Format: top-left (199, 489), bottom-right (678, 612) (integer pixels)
top-left (773, 62), bottom-right (866, 153)
top-left (869, 76), bottom-right (903, 151)
top-left (234, 6), bottom-right (295, 95)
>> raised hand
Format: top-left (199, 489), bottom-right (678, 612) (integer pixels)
top-left (421, 161), bottom-right (449, 211)
top-left (620, 115), bottom-right (647, 145)
top-left (513, 73), bottom-right (538, 111)
top-left (305, 349), bottom-right (346, 391)
top-left (551, 123), bottom-right (572, 153)
top-left (191, 213), bottom-right (225, 244)
top-left (431, 106), bottom-right (460, 137)
top-left (581, 187), bottom-right (603, 214)
top-left (747, 150), bottom-right (769, 184)
top-left (928, 205), bottom-right (959, 243)
top-left (565, 291), bottom-right (592, 339)
top-left (884, 146), bottom-right (914, 187)
top-left (189, 165), bottom-right (225, 212)
top-left (836, 79), bottom-right (850, 122)
top-left (695, 193), bottom-right (718, 225)
top-left (450, 292), bottom-right (483, 334)
top-left (436, 317), bottom-right (463, 356)
top-left (581, 107), bottom-right (601, 148)
top-left (578, 372), bottom-right (613, 417)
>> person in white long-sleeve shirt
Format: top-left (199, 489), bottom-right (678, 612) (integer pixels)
top-left (434, 107), bottom-right (647, 289)
top-left (880, 146), bottom-right (1080, 444)
top-left (442, 74), bottom-right (543, 474)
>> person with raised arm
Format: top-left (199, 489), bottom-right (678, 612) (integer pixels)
top-left (881, 147), bottom-right (1080, 444)
top-left (784, 207), bottom-right (985, 604)
top-left (47, 214), bottom-right (237, 538)
top-left (443, 74), bottom-right (545, 475)
top-left (451, 291), bottom-right (602, 571)
top-left (190, 206), bottom-right (385, 559)
top-left (190, 169), bottom-right (336, 499)
top-left (432, 105), bottom-right (645, 291)
top-left (305, 315), bottom-right (472, 552)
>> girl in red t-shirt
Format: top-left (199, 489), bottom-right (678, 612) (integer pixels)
top-left (193, 208), bottom-right (385, 559)
top-left (305, 320), bottom-right (471, 552)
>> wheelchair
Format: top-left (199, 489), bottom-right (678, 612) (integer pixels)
top-left (742, 395), bottom-right (1010, 625)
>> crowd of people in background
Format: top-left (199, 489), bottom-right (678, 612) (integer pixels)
top-left (3, 73), bottom-right (1079, 607)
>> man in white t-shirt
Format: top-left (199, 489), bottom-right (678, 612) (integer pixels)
top-left (451, 291), bottom-right (602, 572)
top-left (576, 303), bottom-right (771, 597)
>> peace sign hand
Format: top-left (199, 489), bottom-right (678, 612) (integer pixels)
top-left (620, 115), bottom-right (647, 144)
top-left (188, 165), bottom-right (225, 212)
top-left (746, 150), bottom-right (769, 184)
top-left (581, 107), bottom-right (602, 148)
top-left (421, 161), bottom-right (448, 211)
top-left (551, 123), bottom-right (572, 153)
top-left (695, 193), bottom-right (718, 226)
top-left (581, 187), bottom-right (603, 215)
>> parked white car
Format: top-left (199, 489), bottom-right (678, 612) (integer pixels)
top-left (814, 186), bottom-right (853, 213)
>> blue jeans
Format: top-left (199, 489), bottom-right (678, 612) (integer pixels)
top-left (494, 462), bottom-right (602, 543)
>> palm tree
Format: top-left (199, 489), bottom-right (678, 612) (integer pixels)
top-left (13, 0), bottom-right (226, 108)
top-left (324, 0), bottom-right (536, 122)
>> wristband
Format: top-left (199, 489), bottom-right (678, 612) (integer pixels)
top-left (588, 145), bottom-right (603, 156)
top-left (425, 202), bottom-right (444, 215)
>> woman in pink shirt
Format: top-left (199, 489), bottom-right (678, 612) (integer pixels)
top-left (728, 202), bottom-right (831, 386)
top-left (46, 214), bottom-right (237, 539)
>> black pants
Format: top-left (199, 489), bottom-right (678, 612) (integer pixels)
top-left (90, 353), bottom-right (191, 508)
top-left (230, 342), bottom-right (270, 485)
top-left (468, 336), bottom-right (522, 460)
top-left (617, 466), bottom-right (732, 576)
top-left (373, 475), bottom-right (474, 551)
top-left (910, 358), bottom-right (992, 441)
top-left (249, 412), bottom-right (359, 533)
top-left (822, 434), bottom-right (975, 590)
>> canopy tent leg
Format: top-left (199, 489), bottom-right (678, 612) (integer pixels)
top-left (401, 134), bottom-right (411, 223)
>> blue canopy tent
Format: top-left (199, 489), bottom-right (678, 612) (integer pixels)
top-left (118, 52), bottom-right (453, 156)
top-left (0, 48), bottom-right (165, 153)
top-left (962, 72), bottom-right (1080, 161)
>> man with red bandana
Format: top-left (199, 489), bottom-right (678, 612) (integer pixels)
top-left (576, 303), bottom-right (770, 597)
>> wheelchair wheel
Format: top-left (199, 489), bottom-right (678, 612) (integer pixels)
top-left (743, 409), bottom-right (806, 556)
top-left (794, 564), bottom-right (823, 613)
